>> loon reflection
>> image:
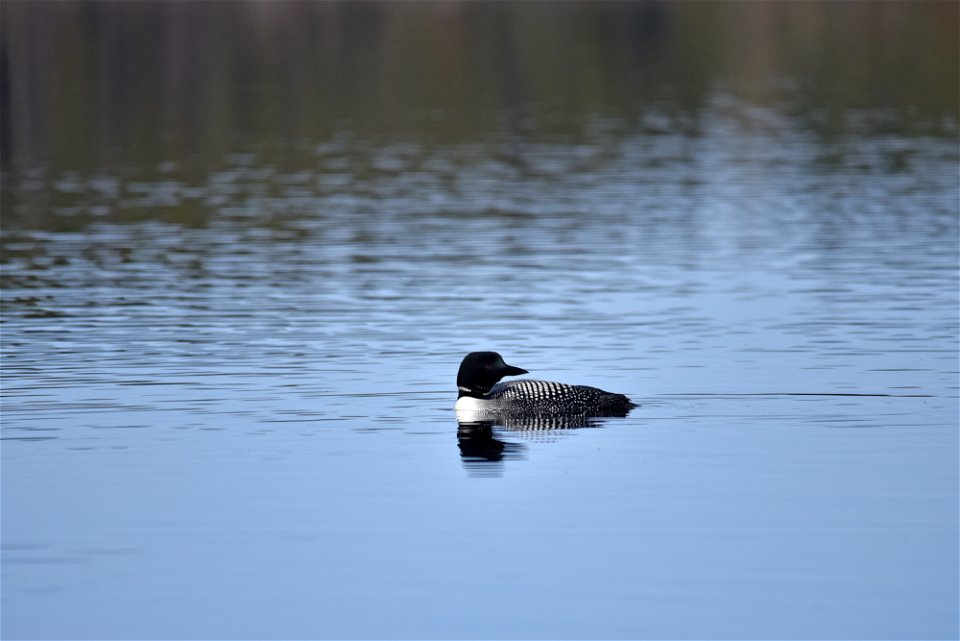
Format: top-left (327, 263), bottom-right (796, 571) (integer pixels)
top-left (458, 411), bottom-right (614, 431)
top-left (456, 415), bottom-right (612, 475)
top-left (457, 421), bottom-right (525, 463)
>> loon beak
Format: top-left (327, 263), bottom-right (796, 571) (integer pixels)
top-left (500, 364), bottom-right (528, 377)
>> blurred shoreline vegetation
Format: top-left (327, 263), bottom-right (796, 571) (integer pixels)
top-left (1, 0), bottom-right (957, 174)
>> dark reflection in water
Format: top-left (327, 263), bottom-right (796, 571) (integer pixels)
top-left (2, 1), bottom-right (957, 186)
top-left (461, 412), bottom-right (621, 431)
top-left (457, 422), bottom-right (526, 476)
top-left (457, 414), bottom-right (626, 476)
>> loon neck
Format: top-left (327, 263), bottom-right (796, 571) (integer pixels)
top-left (458, 385), bottom-right (490, 400)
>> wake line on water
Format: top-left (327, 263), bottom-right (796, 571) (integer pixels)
top-left (658, 392), bottom-right (934, 398)
top-left (303, 391), bottom-right (939, 399)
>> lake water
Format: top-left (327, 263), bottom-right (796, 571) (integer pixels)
top-left (2, 3), bottom-right (958, 639)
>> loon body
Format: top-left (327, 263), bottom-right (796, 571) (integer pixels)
top-left (455, 352), bottom-right (636, 419)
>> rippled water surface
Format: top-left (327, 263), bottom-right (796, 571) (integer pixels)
top-left (2, 3), bottom-right (959, 640)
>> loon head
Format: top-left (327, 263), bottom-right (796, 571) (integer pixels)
top-left (457, 351), bottom-right (528, 397)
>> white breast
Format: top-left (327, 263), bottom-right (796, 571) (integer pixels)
top-left (454, 395), bottom-right (490, 422)
top-left (454, 395), bottom-right (486, 411)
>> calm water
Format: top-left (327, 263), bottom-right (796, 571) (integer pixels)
top-left (2, 3), bottom-right (959, 639)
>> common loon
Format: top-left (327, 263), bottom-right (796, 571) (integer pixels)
top-left (455, 352), bottom-right (636, 418)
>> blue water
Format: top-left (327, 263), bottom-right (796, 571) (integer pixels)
top-left (2, 2), bottom-right (959, 636)
top-left (3, 111), bottom-right (957, 639)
